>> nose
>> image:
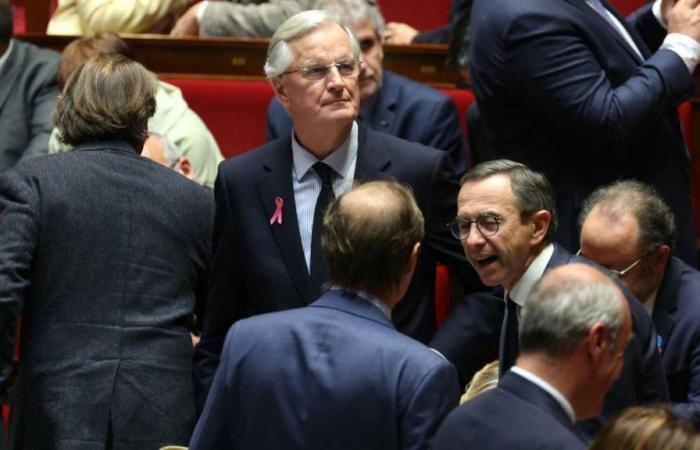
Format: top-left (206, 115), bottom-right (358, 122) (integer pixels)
top-left (326, 65), bottom-right (345, 90)
top-left (464, 223), bottom-right (486, 248)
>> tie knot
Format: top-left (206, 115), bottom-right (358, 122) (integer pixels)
top-left (313, 162), bottom-right (335, 185)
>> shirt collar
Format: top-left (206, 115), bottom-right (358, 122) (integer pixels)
top-left (510, 366), bottom-right (576, 423)
top-left (331, 285), bottom-right (392, 319)
top-left (508, 243), bottom-right (555, 306)
top-left (0, 39), bottom-right (15, 76)
top-left (291, 121), bottom-right (358, 182)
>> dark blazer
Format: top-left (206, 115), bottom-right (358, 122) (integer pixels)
top-left (0, 141), bottom-right (213, 450)
top-left (190, 290), bottom-right (459, 450)
top-left (469, 0), bottom-right (697, 266)
top-left (654, 256), bottom-right (700, 426)
top-left (195, 124), bottom-right (479, 407)
top-left (433, 370), bottom-right (585, 450)
top-left (0, 39), bottom-right (59, 172)
top-left (266, 70), bottom-right (467, 174)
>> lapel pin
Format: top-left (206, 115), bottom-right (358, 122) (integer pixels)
top-left (269, 196), bottom-right (284, 225)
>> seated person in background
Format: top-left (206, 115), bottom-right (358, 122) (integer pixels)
top-left (588, 406), bottom-right (700, 450)
top-left (190, 180), bottom-right (459, 450)
top-left (0, 53), bottom-right (213, 450)
top-left (47, 0), bottom-right (190, 34)
top-left (48, 32), bottom-right (224, 188)
top-left (171, 0), bottom-right (314, 37)
top-left (267, 0), bottom-right (467, 174)
top-left (579, 180), bottom-right (700, 428)
top-left (384, 0), bottom-right (470, 46)
top-left (0, 0), bottom-right (59, 173)
top-left (460, 360), bottom-right (498, 404)
top-left (435, 264), bottom-right (633, 450)
top-left (143, 132), bottom-right (195, 182)
top-left (433, 159), bottom-right (668, 438)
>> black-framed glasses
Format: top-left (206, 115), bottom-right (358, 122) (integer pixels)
top-left (576, 249), bottom-right (643, 278)
top-left (448, 215), bottom-right (502, 240)
top-left (282, 59), bottom-right (362, 81)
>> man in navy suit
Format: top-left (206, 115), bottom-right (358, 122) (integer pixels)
top-left (266, 0), bottom-right (467, 174)
top-left (190, 180), bottom-right (460, 450)
top-left (435, 159), bottom-right (667, 437)
top-left (468, 0), bottom-right (700, 266)
top-left (435, 264), bottom-right (632, 450)
top-left (196, 9), bottom-right (477, 407)
top-left (579, 180), bottom-right (700, 427)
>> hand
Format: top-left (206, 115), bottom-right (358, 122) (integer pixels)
top-left (384, 22), bottom-right (419, 45)
top-left (170, 3), bottom-right (201, 36)
top-left (667, 0), bottom-right (700, 43)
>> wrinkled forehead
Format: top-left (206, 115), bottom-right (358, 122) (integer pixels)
top-left (288, 22), bottom-right (354, 62)
top-left (457, 175), bottom-right (520, 217)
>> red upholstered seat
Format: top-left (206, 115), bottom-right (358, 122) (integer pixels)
top-left (161, 78), bottom-right (275, 159)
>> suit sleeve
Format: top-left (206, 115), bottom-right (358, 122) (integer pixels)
top-left (18, 67), bottom-right (58, 164)
top-left (75, 0), bottom-right (188, 33)
top-left (200, 0), bottom-right (307, 37)
top-left (0, 171), bottom-right (39, 394)
top-left (401, 360), bottom-right (460, 450)
top-left (627, 4), bottom-right (667, 54)
top-left (193, 166), bottom-right (245, 410)
top-left (500, 8), bottom-right (691, 157)
top-left (672, 336), bottom-right (700, 426)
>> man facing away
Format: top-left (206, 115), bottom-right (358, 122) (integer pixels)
top-left (579, 180), bottom-right (700, 427)
top-left (190, 180), bottom-right (459, 450)
top-left (435, 264), bottom-right (633, 450)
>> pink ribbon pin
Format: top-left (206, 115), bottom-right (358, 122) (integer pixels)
top-left (269, 196), bottom-right (284, 225)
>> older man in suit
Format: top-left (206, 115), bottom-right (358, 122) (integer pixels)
top-left (434, 159), bottom-right (667, 438)
top-left (266, 0), bottom-right (467, 174)
top-left (0, 0), bottom-right (59, 173)
top-left (191, 180), bottom-right (459, 450)
top-left (196, 9), bottom-right (478, 408)
top-left (0, 54), bottom-right (213, 450)
top-left (435, 264), bottom-right (632, 450)
top-left (579, 180), bottom-right (700, 427)
top-left (468, 0), bottom-right (700, 266)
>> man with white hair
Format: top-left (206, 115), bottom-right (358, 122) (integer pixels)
top-left (195, 9), bottom-right (477, 408)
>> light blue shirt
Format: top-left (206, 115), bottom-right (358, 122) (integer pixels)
top-left (291, 121), bottom-right (358, 271)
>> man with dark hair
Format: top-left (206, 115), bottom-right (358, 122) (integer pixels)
top-left (0, 0), bottom-right (59, 172)
top-left (468, 0), bottom-right (700, 267)
top-left (196, 9), bottom-right (478, 408)
top-left (266, 0), bottom-right (467, 174)
top-left (190, 180), bottom-right (459, 450)
top-left (0, 54), bottom-right (213, 449)
top-left (435, 264), bottom-right (632, 450)
top-left (434, 159), bottom-right (667, 437)
top-left (579, 180), bottom-right (700, 427)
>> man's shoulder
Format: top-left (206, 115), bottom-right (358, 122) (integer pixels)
top-left (360, 125), bottom-right (444, 160)
top-left (12, 38), bottom-right (60, 68)
top-left (664, 257), bottom-right (700, 314)
top-left (219, 137), bottom-right (290, 175)
top-left (383, 70), bottom-right (451, 106)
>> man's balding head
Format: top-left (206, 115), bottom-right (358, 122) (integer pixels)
top-left (322, 180), bottom-right (424, 302)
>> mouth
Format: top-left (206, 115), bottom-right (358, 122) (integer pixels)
top-left (474, 255), bottom-right (498, 269)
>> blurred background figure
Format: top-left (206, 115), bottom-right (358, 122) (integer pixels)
top-left (0, 0), bottom-right (59, 173)
top-left (0, 53), bottom-right (213, 450)
top-left (48, 32), bottom-right (224, 188)
top-left (47, 0), bottom-right (190, 34)
top-left (460, 360), bottom-right (498, 404)
top-left (143, 132), bottom-right (195, 182)
top-left (588, 406), bottom-right (700, 450)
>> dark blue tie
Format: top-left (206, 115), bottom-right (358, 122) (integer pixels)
top-left (499, 295), bottom-right (520, 377)
top-left (310, 162), bottom-right (335, 298)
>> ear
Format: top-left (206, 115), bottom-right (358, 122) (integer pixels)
top-left (529, 210), bottom-right (551, 246)
top-left (178, 156), bottom-right (193, 179)
top-left (405, 242), bottom-right (421, 277)
top-left (650, 244), bottom-right (671, 274)
top-left (586, 322), bottom-right (609, 362)
top-left (272, 77), bottom-right (291, 111)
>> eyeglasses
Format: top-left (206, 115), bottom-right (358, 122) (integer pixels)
top-left (448, 215), bottom-right (502, 240)
top-left (575, 249), bottom-right (643, 278)
top-left (282, 60), bottom-right (362, 81)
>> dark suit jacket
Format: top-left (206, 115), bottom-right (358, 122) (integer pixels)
top-left (654, 256), bottom-right (700, 426)
top-left (196, 124), bottom-right (479, 407)
top-left (469, 0), bottom-right (697, 266)
top-left (190, 290), bottom-right (459, 450)
top-left (0, 141), bottom-right (213, 450)
top-left (266, 70), bottom-right (467, 174)
top-left (0, 39), bottom-right (59, 172)
top-left (433, 370), bottom-right (585, 450)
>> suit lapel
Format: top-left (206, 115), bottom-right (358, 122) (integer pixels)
top-left (256, 139), bottom-right (313, 303)
top-left (354, 126), bottom-right (391, 181)
top-left (0, 40), bottom-right (24, 113)
top-left (652, 258), bottom-right (680, 353)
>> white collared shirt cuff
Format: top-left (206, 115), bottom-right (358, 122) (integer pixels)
top-left (652, 0), bottom-right (666, 29)
top-left (662, 33), bottom-right (700, 73)
top-left (196, 0), bottom-right (209, 22)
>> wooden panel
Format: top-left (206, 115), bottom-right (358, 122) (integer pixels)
top-left (22, 0), bottom-right (51, 33)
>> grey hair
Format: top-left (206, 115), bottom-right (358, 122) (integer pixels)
top-left (519, 276), bottom-right (624, 358)
top-left (148, 132), bottom-right (181, 167)
top-left (264, 9), bottom-right (360, 79)
top-left (313, 0), bottom-right (386, 36)
top-left (462, 159), bottom-right (558, 243)
top-left (578, 180), bottom-right (676, 254)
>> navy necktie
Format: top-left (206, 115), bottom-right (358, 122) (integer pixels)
top-left (499, 295), bottom-right (520, 377)
top-left (309, 162), bottom-right (335, 298)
